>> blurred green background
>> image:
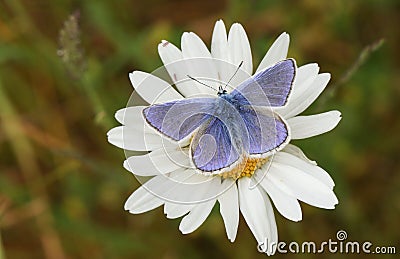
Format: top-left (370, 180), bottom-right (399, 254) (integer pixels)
top-left (0, 0), bottom-right (399, 258)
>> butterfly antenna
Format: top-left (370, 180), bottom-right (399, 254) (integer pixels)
top-left (224, 61), bottom-right (243, 90)
top-left (187, 75), bottom-right (217, 91)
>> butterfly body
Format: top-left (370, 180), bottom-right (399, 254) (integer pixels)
top-left (142, 59), bottom-right (296, 175)
top-left (218, 91), bottom-right (245, 112)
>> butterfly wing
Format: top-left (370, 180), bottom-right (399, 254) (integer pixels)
top-left (230, 59), bottom-right (296, 107)
top-left (190, 98), bottom-right (248, 173)
top-left (143, 98), bottom-right (216, 141)
top-left (190, 117), bottom-right (241, 172)
top-left (239, 106), bottom-right (289, 156)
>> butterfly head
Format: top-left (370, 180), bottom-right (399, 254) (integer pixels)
top-left (217, 85), bottom-right (228, 96)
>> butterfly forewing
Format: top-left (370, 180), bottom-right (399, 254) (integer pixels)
top-left (230, 59), bottom-right (296, 107)
top-left (143, 98), bottom-right (216, 141)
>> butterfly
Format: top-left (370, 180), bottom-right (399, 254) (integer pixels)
top-left (142, 59), bottom-right (296, 175)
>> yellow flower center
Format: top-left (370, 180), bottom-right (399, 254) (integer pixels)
top-left (219, 157), bottom-right (269, 180)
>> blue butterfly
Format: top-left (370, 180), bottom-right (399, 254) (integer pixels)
top-left (143, 59), bottom-right (296, 175)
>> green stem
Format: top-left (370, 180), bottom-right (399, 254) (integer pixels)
top-left (82, 64), bottom-right (114, 129)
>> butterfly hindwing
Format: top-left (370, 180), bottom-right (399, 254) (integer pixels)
top-left (143, 98), bottom-right (216, 141)
top-left (190, 116), bottom-right (242, 172)
top-left (239, 106), bottom-right (289, 156)
top-left (190, 97), bottom-right (248, 172)
top-left (230, 59), bottom-right (296, 107)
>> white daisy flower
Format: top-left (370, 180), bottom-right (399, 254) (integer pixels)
top-left (107, 20), bottom-right (341, 255)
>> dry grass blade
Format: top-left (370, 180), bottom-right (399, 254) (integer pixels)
top-left (0, 230), bottom-right (5, 259)
top-left (0, 80), bottom-right (66, 259)
top-left (334, 38), bottom-right (385, 88)
top-left (0, 196), bottom-right (9, 259)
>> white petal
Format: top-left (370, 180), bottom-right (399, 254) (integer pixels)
top-left (124, 170), bottom-right (191, 210)
top-left (211, 20), bottom-right (231, 86)
top-left (256, 172), bottom-right (302, 221)
top-left (158, 40), bottom-right (198, 97)
top-left (115, 106), bottom-right (146, 125)
top-left (211, 20), bottom-right (228, 62)
top-left (227, 23), bottom-right (252, 87)
top-left (289, 63), bottom-right (319, 102)
top-left (181, 32), bottom-right (218, 95)
top-left (282, 144), bottom-right (317, 165)
top-left (239, 178), bottom-right (277, 255)
top-left (107, 126), bottom-right (171, 151)
top-left (264, 193), bottom-right (278, 256)
top-left (274, 151), bottom-right (335, 189)
top-left (288, 110), bottom-right (342, 139)
top-left (293, 64), bottom-right (319, 90)
top-left (256, 32), bottom-right (290, 73)
top-left (179, 199), bottom-right (215, 234)
top-left (167, 174), bottom-right (223, 204)
top-left (138, 169), bottom-right (224, 204)
top-left (129, 71), bottom-right (183, 104)
top-left (217, 179), bottom-right (239, 242)
top-left (123, 148), bottom-right (189, 176)
top-left (181, 32), bottom-right (212, 59)
top-left (124, 185), bottom-right (164, 214)
top-left (276, 73), bottom-right (331, 118)
top-left (267, 163), bottom-right (338, 209)
top-left (164, 202), bottom-right (193, 219)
